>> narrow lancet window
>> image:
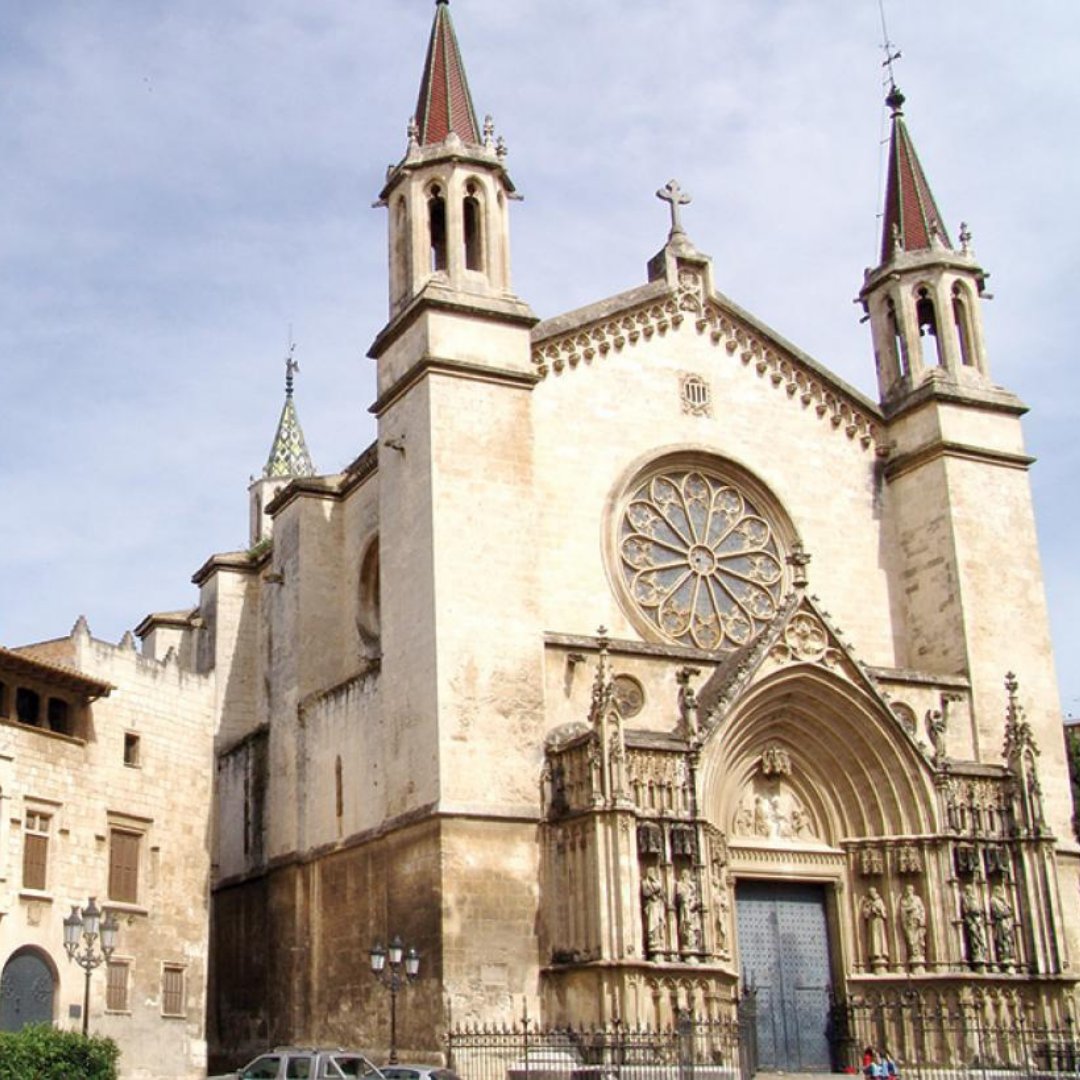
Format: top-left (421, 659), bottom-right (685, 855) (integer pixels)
top-left (428, 185), bottom-right (447, 272)
top-left (392, 196), bottom-right (411, 300)
top-left (916, 287), bottom-right (943, 366)
top-left (463, 182), bottom-right (483, 272)
top-left (952, 283), bottom-right (975, 366)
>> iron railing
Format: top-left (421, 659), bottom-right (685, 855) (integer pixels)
top-left (831, 990), bottom-right (1080, 1080)
top-left (446, 990), bottom-right (1080, 1080)
top-left (445, 1013), bottom-right (748, 1080)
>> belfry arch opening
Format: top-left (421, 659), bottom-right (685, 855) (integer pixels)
top-left (952, 282), bottom-right (975, 367)
top-left (428, 185), bottom-right (447, 272)
top-left (463, 181), bottom-right (484, 272)
top-left (916, 286), bottom-right (943, 367)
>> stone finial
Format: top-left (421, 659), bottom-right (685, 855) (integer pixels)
top-left (1003, 672), bottom-right (1039, 762)
top-left (71, 614), bottom-right (91, 639)
top-left (483, 114), bottom-right (495, 149)
top-left (119, 630), bottom-right (137, 651)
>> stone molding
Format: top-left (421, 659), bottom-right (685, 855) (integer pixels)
top-left (531, 285), bottom-right (882, 451)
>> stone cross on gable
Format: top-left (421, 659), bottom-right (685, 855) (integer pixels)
top-left (657, 179), bottom-right (692, 237)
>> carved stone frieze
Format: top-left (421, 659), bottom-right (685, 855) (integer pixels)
top-left (859, 846), bottom-right (885, 877)
top-left (942, 775), bottom-right (1010, 838)
top-left (759, 741), bottom-right (792, 777)
top-left (733, 783), bottom-right (818, 842)
top-left (895, 843), bottom-right (923, 875)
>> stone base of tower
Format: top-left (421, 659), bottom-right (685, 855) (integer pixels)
top-left (207, 814), bottom-right (543, 1072)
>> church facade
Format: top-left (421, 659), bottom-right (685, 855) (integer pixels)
top-left (107, 1), bottom-right (1079, 1073)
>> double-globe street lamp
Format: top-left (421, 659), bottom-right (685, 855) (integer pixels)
top-left (369, 935), bottom-right (420, 1064)
top-left (63, 897), bottom-right (119, 1036)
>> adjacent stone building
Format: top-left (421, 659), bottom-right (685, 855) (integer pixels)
top-left (6, 2), bottom-right (1077, 1076)
top-left (0, 624), bottom-right (215, 1079)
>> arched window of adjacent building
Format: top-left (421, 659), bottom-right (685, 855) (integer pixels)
top-left (46, 697), bottom-right (70, 735)
top-left (952, 282), bottom-right (975, 366)
top-left (886, 297), bottom-right (909, 378)
top-left (15, 688), bottom-right (40, 727)
top-left (428, 185), bottom-right (447, 272)
top-left (916, 286), bottom-right (943, 366)
top-left (463, 181), bottom-right (484, 272)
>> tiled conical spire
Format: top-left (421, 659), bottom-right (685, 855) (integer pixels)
top-left (263, 350), bottom-right (315, 479)
top-left (414, 0), bottom-right (481, 147)
top-left (879, 87), bottom-right (952, 264)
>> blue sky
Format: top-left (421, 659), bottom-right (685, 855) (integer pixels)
top-left (2, 2), bottom-right (1077, 714)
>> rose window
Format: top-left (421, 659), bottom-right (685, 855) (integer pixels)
top-left (618, 470), bottom-right (784, 650)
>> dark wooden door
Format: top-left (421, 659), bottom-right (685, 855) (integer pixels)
top-left (736, 880), bottom-right (832, 1072)
top-left (0, 950), bottom-right (55, 1031)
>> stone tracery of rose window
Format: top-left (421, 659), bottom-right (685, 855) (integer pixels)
top-left (618, 469), bottom-right (784, 651)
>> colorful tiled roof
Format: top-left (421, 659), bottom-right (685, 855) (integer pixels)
top-left (414, 0), bottom-right (481, 147)
top-left (264, 358), bottom-right (315, 479)
top-left (880, 87), bottom-right (951, 263)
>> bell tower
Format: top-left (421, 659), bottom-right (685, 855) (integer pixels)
top-left (865, 83), bottom-right (1065, 815)
top-left (859, 87), bottom-right (992, 402)
top-left (372, 0), bottom-right (532, 368)
top-left (364, 1), bottom-right (544, 1006)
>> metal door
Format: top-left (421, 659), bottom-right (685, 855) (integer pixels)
top-left (0, 949), bottom-right (55, 1030)
top-left (736, 880), bottom-right (832, 1072)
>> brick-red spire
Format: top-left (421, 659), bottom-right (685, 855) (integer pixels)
top-left (879, 87), bottom-right (951, 264)
top-left (414, 0), bottom-right (481, 147)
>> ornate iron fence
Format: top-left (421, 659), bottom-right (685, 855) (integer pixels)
top-left (445, 1013), bottom-right (748, 1080)
top-left (445, 989), bottom-right (1080, 1080)
top-left (831, 990), bottom-right (1080, 1080)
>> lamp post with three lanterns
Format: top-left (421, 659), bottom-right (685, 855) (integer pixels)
top-left (63, 897), bottom-right (119, 1036)
top-left (369, 935), bottom-right (420, 1064)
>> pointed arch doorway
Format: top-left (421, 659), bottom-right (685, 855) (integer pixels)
top-left (736, 880), bottom-right (833, 1073)
top-left (0, 948), bottom-right (57, 1031)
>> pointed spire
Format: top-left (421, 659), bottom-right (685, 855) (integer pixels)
top-left (414, 0), bottom-right (482, 147)
top-left (263, 345), bottom-right (315, 479)
top-left (879, 87), bottom-right (952, 264)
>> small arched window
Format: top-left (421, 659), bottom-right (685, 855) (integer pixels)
top-left (952, 282), bottom-right (975, 366)
top-left (428, 185), bottom-right (447, 272)
top-left (463, 181), bottom-right (484, 272)
top-left (916, 287), bottom-right (943, 366)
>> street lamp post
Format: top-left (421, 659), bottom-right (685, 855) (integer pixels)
top-left (369, 935), bottom-right (420, 1064)
top-left (63, 897), bottom-right (119, 1036)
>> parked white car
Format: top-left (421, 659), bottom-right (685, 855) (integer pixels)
top-left (215, 1047), bottom-right (383, 1079)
